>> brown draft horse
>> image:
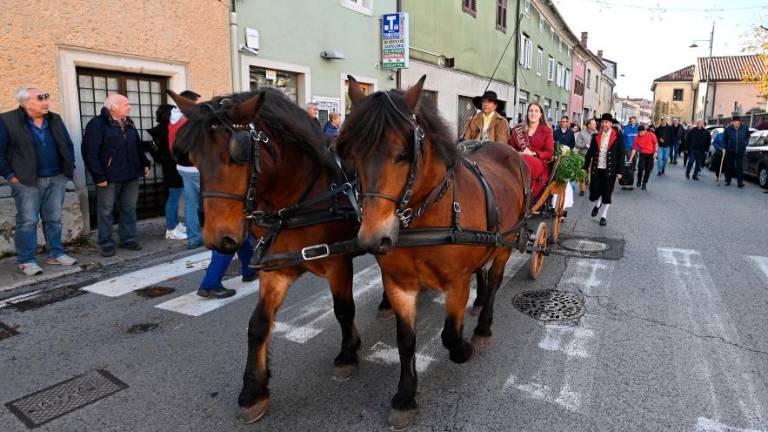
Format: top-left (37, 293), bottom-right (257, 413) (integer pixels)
top-left (337, 76), bottom-right (529, 429)
top-left (168, 88), bottom-right (364, 423)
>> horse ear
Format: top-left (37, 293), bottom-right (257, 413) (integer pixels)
top-left (234, 92), bottom-right (265, 122)
top-left (166, 90), bottom-right (196, 116)
top-left (347, 75), bottom-right (366, 107)
top-left (403, 75), bottom-right (426, 113)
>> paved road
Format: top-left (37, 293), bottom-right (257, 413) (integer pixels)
top-left (1, 163), bottom-right (767, 432)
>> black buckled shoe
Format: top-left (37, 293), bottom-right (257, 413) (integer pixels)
top-left (197, 287), bottom-right (236, 299)
top-left (591, 206), bottom-right (599, 217)
top-left (599, 218), bottom-right (607, 226)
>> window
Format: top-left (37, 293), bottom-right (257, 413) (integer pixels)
top-left (524, 0), bottom-right (531, 15)
top-left (565, 69), bottom-right (571, 91)
top-left (550, 25), bottom-right (554, 41)
top-left (341, 0), bottom-right (374, 15)
top-left (458, 95), bottom-right (475, 136)
top-left (544, 98), bottom-right (552, 120)
top-left (462, 0), bottom-right (476, 17)
top-left (595, 76), bottom-right (599, 92)
top-left (558, 38), bottom-right (562, 53)
top-left (556, 63), bottom-right (563, 87)
top-left (539, 14), bottom-right (544, 32)
top-left (520, 34), bottom-right (532, 69)
top-left (496, 0), bottom-right (507, 32)
top-left (547, 57), bottom-right (555, 81)
top-left (575, 79), bottom-right (584, 96)
top-left (586, 69), bottom-right (591, 88)
top-left (672, 88), bottom-right (684, 101)
top-left (536, 47), bottom-right (544, 76)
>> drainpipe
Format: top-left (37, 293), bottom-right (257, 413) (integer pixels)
top-left (230, 0), bottom-right (241, 92)
top-left (396, 0), bottom-right (402, 90)
top-left (512, 0), bottom-right (522, 123)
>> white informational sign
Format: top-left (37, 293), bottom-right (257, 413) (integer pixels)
top-left (382, 13), bottom-right (409, 70)
top-left (245, 27), bottom-right (260, 50)
top-left (265, 70), bottom-right (277, 81)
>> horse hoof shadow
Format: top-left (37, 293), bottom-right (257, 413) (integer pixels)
top-left (470, 305), bottom-right (483, 317)
top-left (332, 364), bottom-right (358, 382)
top-left (470, 334), bottom-right (492, 350)
top-left (376, 308), bottom-right (395, 321)
top-left (388, 407), bottom-right (417, 431)
top-left (237, 399), bottom-right (271, 424)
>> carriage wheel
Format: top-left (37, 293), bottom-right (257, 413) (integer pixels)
top-left (529, 222), bottom-right (548, 280)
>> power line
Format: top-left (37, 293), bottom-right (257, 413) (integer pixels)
top-left (557, 0), bottom-right (768, 13)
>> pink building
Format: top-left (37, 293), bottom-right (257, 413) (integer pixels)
top-left (569, 34), bottom-right (589, 125)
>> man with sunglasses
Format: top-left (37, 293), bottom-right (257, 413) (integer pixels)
top-left (0, 87), bottom-right (78, 275)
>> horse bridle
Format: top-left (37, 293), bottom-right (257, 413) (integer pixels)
top-left (198, 99), bottom-right (277, 218)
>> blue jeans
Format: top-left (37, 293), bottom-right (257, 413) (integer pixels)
top-left (96, 179), bottom-right (139, 249)
top-left (179, 170), bottom-right (201, 247)
top-left (200, 236), bottom-right (255, 290)
top-left (165, 187), bottom-right (183, 230)
top-left (657, 147), bottom-right (670, 173)
top-left (9, 174), bottom-right (68, 264)
top-left (671, 142), bottom-right (679, 162)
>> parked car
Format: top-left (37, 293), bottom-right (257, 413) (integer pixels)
top-left (705, 127), bottom-right (757, 168)
top-left (745, 130), bottom-right (768, 188)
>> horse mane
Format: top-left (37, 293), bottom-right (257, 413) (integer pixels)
top-left (337, 90), bottom-right (458, 167)
top-left (175, 87), bottom-right (335, 173)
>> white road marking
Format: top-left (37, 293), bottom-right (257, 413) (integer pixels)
top-left (505, 258), bottom-right (614, 414)
top-left (154, 278), bottom-right (260, 317)
top-left (0, 289), bottom-right (43, 309)
top-left (747, 256), bottom-right (768, 284)
top-left (364, 328), bottom-right (442, 373)
top-left (658, 248), bottom-right (768, 431)
top-left (696, 417), bottom-right (767, 432)
top-left (432, 252), bottom-right (529, 305)
top-left (81, 251), bottom-right (211, 297)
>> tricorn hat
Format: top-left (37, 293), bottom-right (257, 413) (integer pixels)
top-left (599, 113), bottom-right (618, 124)
top-left (473, 90), bottom-right (506, 114)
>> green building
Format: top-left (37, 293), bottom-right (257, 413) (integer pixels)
top-left (231, 0), bottom-right (397, 122)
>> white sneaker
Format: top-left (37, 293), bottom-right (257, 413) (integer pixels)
top-left (165, 227), bottom-right (188, 240)
top-left (175, 223), bottom-right (187, 234)
top-left (46, 254), bottom-right (78, 266)
top-left (18, 262), bottom-right (43, 276)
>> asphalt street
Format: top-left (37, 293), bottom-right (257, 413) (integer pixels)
top-left (1, 162), bottom-right (767, 432)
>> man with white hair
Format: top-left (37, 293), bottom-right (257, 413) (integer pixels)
top-left (306, 102), bottom-right (322, 129)
top-left (82, 93), bottom-right (150, 257)
top-left (0, 87), bottom-right (78, 275)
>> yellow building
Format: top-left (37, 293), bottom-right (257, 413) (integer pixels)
top-left (0, 0), bottom-right (233, 239)
top-left (650, 65), bottom-right (695, 124)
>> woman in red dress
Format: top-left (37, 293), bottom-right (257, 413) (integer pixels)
top-left (509, 102), bottom-right (554, 197)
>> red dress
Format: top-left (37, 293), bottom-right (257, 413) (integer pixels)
top-left (509, 124), bottom-right (554, 197)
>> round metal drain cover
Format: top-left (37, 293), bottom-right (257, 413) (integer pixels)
top-left (512, 290), bottom-right (585, 321)
top-left (560, 238), bottom-right (609, 253)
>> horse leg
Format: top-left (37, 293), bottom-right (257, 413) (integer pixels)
top-left (470, 268), bottom-right (488, 317)
top-left (472, 250), bottom-right (512, 349)
top-left (376, 291), bottom-right (395, 320)
top-left (386, 282), bottom-right (419, 430)
top-left (441, 278), bottom-right (474, 364)
top-left (237, 270), bottom-right (299, 424)
top-left (328, 260), bottom-right (362, 381)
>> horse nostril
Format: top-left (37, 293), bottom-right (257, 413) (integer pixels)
top-left (379, 237), bottom-right (393, 251)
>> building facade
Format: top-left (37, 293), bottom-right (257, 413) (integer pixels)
top-left (580, 33), bottom-right (604, 122)
top-left (651, 65), bottom-right (698, 124)
top-left (0, 0), bottom-right (232, 253)
top-left (400, 0), bottom-right (518, 136)
top-left (598, 53), bottom-right (616, 116)
top-left (693, 55), bottom-right (768, 121)
top-left (570, 43), bottom-right (587, 125)
top-left (234, 0), bottom-right (397, 124)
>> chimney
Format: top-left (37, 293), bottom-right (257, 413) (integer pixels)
top-left (581, 32), bottom-right (588, 48)
top-left (597, 50), bottom-right (603, 59)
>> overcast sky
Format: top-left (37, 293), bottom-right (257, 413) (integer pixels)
top-left (552, 0), bottom-right (768, 100)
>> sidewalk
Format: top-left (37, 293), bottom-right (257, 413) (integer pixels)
top-left (0, 217), bottom-right (202, 294)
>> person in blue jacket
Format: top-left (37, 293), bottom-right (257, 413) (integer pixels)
top-left (554, 115), bottom-right (576, 148)
top-left (620, 116), bottom-right (639, 190)
top-left (721, 116), bottom-right (752, 187)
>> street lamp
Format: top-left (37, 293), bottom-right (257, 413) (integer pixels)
top-left (691, 22), bottom-right (715, 123)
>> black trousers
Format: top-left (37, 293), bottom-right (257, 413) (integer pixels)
top-left (686, 150), bottom-right (704, 178)
top-left (637, 154), bottom-right (654, 185)
top-left (724, 151), bottom-right (744, 184)
top-left (589, 169), bottom-right (616, 204)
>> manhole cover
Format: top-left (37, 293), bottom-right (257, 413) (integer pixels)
top-left (560, 238), bottom-right (609, 253)
top-left (127, 323), bottom-right (159, 334)
top-left (512, 290), bottom-right (585, 321)
top-left (135, 286), bottom-right (176, 298)
top-left (4, 369), bottom-right (128, 428)
top-left (0, 322), bottom-right (19, 341)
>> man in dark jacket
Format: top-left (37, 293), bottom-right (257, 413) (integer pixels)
top-left (554, 116), bottom-right (576, 149)
top-left (654, 117), bottom-right (673, 175)
top-left (82, 94), bottom-right (150, 256)
top-left (0, 87), bottom-right (78, 275)
top-left (669, 118), bottom-right (684, 165)
top-left (583, 113), bottom-right (625, 227)
top-left (722, 116), bottom-right (751, 187)
top-left (685, 119), bottom-right (711, 181)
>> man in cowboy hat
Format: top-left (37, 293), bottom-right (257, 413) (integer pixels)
top-left (583, 113), bottom-right (624, 226)
top-left (463, 90), bottom-right (509, 144)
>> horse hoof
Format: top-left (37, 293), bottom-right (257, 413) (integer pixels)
top-left (332, 364), bottom-right (358, 382)
top-left (377, 308), bottom-right (395, 321)
top-left (237, 399), bottom-right (271, 424)
top-left (388, 408), bottom-right (417, 431)
top-left (448, 340), bottom-right (474, 364)
top-left (470, 334), bottom-right (492, 350)
top-left (470, 305), bottom-right (483, 317)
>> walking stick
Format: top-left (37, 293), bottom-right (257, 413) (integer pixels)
top-left (716, 149), bottom-right (725, 186)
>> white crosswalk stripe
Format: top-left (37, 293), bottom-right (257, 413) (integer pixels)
top-left (432, 252), bottom-right (530, 305)
top-left (658, 248), bottom-right (768, 431)
top-left (154, 278), bottom-right (260, 317)
top-left (81, 251), bottom-right (211, 297)
top-left (747, 256), bottom-right (768, 284)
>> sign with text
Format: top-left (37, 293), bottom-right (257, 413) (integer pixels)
top-left (382, 13), bottom-right (409, 70)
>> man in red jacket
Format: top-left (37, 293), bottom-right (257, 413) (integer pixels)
top-left (632, 125), bottom-right (658, 190)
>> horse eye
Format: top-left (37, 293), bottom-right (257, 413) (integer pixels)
top-left (395, 152), bottom-right (409, 163)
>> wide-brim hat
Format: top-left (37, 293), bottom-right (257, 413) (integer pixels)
top-left (473, 90), bottom-right (506, 114)
top-left (599, 113), bottom-right (618, 124)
